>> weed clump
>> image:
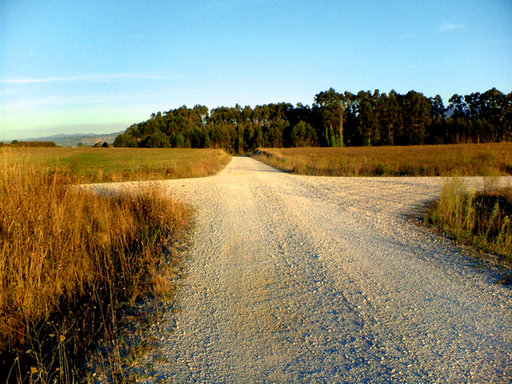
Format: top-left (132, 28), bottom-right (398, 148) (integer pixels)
top-left (426, 178), bottom-right (512, 261)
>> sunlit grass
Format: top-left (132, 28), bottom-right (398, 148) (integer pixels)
top-left (254, 143), bottom-right (512, 176)
top-left (425, 178), bottom-right (512, 263)
top-left (0, 150), bottom-right (194, 383)
top-left (12, 147), bottom-right (231, 183)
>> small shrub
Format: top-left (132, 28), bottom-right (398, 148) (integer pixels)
top-left (426, 178), bottom-right (512, 261)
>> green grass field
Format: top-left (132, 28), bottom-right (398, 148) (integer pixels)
top-left (9, 147), bottom-right (231, 183)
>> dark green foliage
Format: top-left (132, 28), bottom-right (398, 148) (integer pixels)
top-left (313, 88), bottom-right (346, 147)
top-left (113, 133), bottom-right (137, 147)
top-left (291, 121), bottom-right (317, 147)
top-left (143, 130), bottom-right (171, 148)
top-left (114, 88), bottom-right (512, 152)
top-left (9, 141), bottom-right (57, 147)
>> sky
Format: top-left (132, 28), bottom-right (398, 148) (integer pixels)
top-left (1, 0), bottom-right (511, 141)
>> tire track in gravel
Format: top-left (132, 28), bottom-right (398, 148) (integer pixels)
top-left (93, 156), bottom-right (512, 382)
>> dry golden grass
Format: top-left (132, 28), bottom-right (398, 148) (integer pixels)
top-left (254, 143), bottom-right (512, 176)
top-left (0, 150), bottom-right (192, 383)
top-left (11, 147), bottom-right (231, 183)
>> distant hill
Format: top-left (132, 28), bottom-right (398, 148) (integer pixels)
top-left (18, 132), bottom-right (124, 147)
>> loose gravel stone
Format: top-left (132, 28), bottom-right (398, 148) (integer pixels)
top-left (91, 157), bottom-right (511, 383)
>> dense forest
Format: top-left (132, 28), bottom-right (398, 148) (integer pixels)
top-left (114, 88), bottom-right (512, 152)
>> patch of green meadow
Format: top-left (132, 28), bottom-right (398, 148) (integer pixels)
top-left (13, 147), bottom-right (231, 183)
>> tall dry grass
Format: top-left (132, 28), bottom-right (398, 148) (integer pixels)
top-left (0, 150), bottom-right (190, 383)
top-left (426, 178), bottom-right (512, 262)
top-left (254, 143), bottom-right (512, 176)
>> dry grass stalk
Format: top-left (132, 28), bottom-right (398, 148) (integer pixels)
top-left (426, 178), bottom-right (512, 262)
top-left (254, 143), bottom-right (512, 177)
top-left (0, 149), bottom-right (191, 383)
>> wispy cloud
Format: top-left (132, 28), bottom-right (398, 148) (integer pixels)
top-left (0, 91), bottom-right (177, 110)
top-left (0, 90), bottom-right (20, 95)
top-left (0, 74), bottom-right (177, 84)
top-left (438, 23), bottom-right (465, 31)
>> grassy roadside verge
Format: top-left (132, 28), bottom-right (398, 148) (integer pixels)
top-left (425, 178), bottom-right (512, 268)
top-left (0, 150), bottom-right (213, 383)
top-left (11, 147), bottom-right (231, 184)
top-left (253, 144), bottom-right (512, 177)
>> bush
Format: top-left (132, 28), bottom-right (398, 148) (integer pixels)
top-left (426, 178), bottom-right (512, 261)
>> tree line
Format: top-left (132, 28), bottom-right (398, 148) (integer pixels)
top-left (3, 141), bottom-right (58, 147)
top-left (114, 87), bottom-right (512, 151)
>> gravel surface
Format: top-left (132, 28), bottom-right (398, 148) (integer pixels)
top-left (91, 156), bottom-right (511, 383)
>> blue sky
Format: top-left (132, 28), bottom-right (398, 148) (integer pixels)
top-left (1, 0), bottom-right (511, 141)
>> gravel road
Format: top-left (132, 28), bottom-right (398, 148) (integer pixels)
top-left (93, 156), bottom-right (511, 383)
